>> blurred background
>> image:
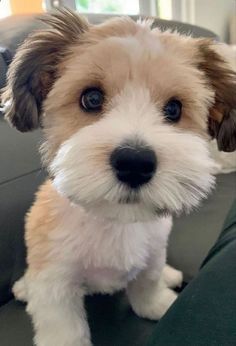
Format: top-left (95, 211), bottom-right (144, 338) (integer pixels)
top-left (0, 0), bottom-right (235, 43)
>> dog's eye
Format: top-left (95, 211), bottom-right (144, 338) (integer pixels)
top-left (80, 88), bottom-right (104, 112)
top-left (163, 99), bottom-right (182, 122)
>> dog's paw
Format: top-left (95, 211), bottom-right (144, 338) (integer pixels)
top-left (12, 276), bottom-right (28, 302)
top-left (130, 287), bottom-right (177, 320)
top-left (162, 265), bottom-right (183, 288)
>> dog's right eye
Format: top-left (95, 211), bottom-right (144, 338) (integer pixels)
top-left (80, 88), bottom-right (104, 112)
top-left (163, 99), bottom-right (182, 122)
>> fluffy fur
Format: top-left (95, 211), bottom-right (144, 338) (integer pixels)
top-left (2, 8), bottom-right (236, 346)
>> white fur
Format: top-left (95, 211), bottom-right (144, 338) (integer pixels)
top-left (162, 264), bottom-right (183, 288)
top-left (127, 273), bottom-right (178, 320)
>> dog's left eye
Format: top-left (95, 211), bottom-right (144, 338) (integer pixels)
top-left (163, 99), bottom-right (182, 122)
top-left (80, 88), bottom-right (104, 112)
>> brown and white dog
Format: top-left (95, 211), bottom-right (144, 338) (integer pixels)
top-left (2, 9), bottom-right (236, 346)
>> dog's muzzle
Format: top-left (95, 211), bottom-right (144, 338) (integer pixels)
top-left (110, 143), bottom-right (157, 189)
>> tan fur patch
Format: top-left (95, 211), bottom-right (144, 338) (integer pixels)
top-left (25, 180), bottom-right (69, 272)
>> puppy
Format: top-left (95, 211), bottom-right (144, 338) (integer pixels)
top-left (2, 9), bottom-right (236, 346)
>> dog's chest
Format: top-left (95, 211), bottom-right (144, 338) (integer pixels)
top-left (52, 208), bottom-right (171, 292)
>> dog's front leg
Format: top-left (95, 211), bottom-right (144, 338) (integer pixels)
top-left (127, 257), bottom-right (178, 320)
top-left (26, 271), bottom-right (91, 346)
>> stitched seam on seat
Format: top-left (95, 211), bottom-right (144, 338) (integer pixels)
top-left (0, 168), bottom-right (43, 187)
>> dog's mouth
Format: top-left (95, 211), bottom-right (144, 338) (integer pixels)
top-left (117, 191), bottom-right (141, 204)
top-left (115, 192), bottom-right (174, 219)
top-left (106, 185), bottom-right (171, 218)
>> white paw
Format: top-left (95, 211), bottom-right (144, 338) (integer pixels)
top-left (131, 287), bottom-right (177, 320)
top-left (162, 265), bottom-right (183, 288)
top-left (12, 276), bottom-right (28, 302)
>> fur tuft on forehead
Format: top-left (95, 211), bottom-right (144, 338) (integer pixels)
top-left (85, 16), bottom-right (138, 43)
top-left (136, 17), bottom-right (155, 29)
top-left (40, 7), bottom-right (89, 42)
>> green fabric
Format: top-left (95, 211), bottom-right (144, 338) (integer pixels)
top-left (148, 199), bottom-right (236, 346)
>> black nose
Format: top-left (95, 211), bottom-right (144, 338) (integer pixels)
top-left (110, 145), bottom-right (157, 189)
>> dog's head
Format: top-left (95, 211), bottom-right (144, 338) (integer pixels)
top-left (3, 9), bottom-right (236, 221)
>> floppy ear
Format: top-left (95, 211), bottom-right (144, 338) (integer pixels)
top-left (197, 40), bottom-right (236, 152)
top-left (1, 8), bottom-right (89, 132)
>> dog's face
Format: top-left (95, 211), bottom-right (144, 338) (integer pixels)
top-left (3, 10), bottom-right (236, 222)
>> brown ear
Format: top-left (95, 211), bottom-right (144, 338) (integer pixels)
top-left (1, 8), bottom-right (89, 132)
top-left (198, 40), bottom-right (236, 152)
